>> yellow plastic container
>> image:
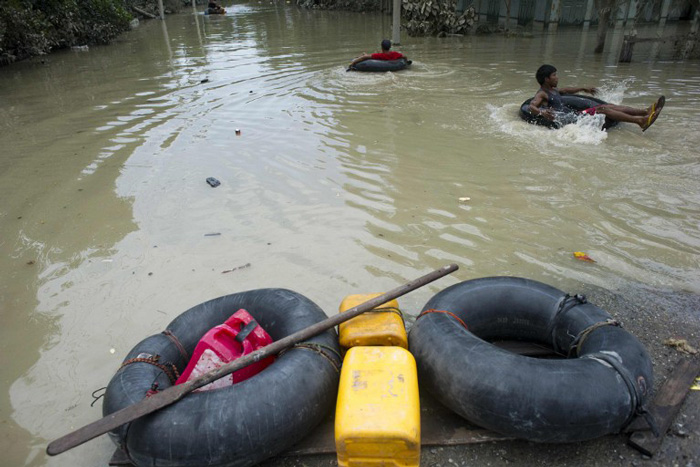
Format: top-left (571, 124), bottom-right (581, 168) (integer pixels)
top-left (338, 294), bottom-right (408, 350)
top-left (335, 346), bottom-right (420, 467)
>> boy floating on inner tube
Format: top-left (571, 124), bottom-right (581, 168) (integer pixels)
top-left (349, 39), bottom-right (408, 68)
top-left (207, 1), bottom-right (225, 14)
top-left (529, 64), bottom-right (664, 132)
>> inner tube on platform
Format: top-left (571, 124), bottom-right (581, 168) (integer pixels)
top-left (103, 289), bottom-right (341, 467)
top-left (349, 58), bottom-right (411, 72)
top-left (409, 276), bottom-right (653, 443)
top-left (519, 94), bottom-right (619, 130)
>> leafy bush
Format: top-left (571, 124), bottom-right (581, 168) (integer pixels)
top-left (295, 0), bottom-right (382, 12)
top-left (403, 0), bottom-right (475, 36)
top-left (0, 0), bottom-right (131, 65)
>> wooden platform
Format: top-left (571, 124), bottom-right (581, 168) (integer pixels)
top-left (109, 391), bottom-right (511, 465)
top-left (109, 346), bottom-right (699, 465)
top-left (625, 356), bottom-right (700, 456)
top-left (108, 341), bottom-right (547, 465)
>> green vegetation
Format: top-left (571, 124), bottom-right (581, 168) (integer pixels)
top-left (402, 0), bottom-right (475, 36)
top-left (294, 0), bottom-right (475, 36)
top-left (0, 0), bottom-right (134, 65)
top-left (295, 0), bottom-right (381, 12)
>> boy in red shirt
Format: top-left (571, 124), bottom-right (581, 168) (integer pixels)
top-left (349, 39), bottom-right (407, 68)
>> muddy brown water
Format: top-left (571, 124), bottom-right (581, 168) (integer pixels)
top-left (1, 3), bottom-right (699, 466)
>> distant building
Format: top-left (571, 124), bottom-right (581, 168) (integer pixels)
top-left (456, 0), bottom-right (697, 30)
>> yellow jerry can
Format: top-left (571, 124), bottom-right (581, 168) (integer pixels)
top-left (338, 294), bottom-right (408, 350)
top-left (335, 346), bottom-right (420, 467)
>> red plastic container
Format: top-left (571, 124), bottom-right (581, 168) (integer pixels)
top-left (175, 309), bottom-right (274, 391)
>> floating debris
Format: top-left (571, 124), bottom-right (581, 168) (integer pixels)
top-left (573, 251), bottom-right (596, 263)
top-left (663, 338), bottom-right (698, 355)
top-left (222, 263), bottom-right (251, 274)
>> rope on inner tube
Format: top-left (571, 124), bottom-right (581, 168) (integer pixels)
top-left (162, 329), bottom-right (190, 364)
top-left (582, 351), bottom-right (658, 436)
top-left (91, 387), bottom-right (106, 407)
top-left (417, 309), bottom-right (469, 330)
top-left (547, 293), bottom-right (588, 354)
top-left (279, 342), bottom-right (343, 374)
top-left (367, 306), bottom-right (404, 320)
top-left (119, 354), bottom-right (180, 385)
top-left (568, 318), bottom-right (621, 358)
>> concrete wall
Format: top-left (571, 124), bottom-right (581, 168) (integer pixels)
top-left (458, 0), bottom-right (697, 28)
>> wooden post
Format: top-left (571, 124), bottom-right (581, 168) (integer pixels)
top-left (504, 0), bottom-right (511, 30)
top-left (548, 0), bottom-right (561, 32)
top-left (681, 10), bottom-right (699, 59)
top-left (583, 0), bottom-right (595, 30)
top-left (623, 0), bottom-right (637, 28)
top-left (158, 0), bottom-right (165, 20)
top-left (658, 0), bottom-right (671, 27)
top-left (392, 0), bottom-right (401, 45)
top-left (619, 32), bottom-right (635, 62)
top-left (594, 0), bottom-right (614, 54)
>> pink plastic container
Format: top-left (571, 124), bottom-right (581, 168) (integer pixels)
top-left (175, 309), bottom-right (274, 391)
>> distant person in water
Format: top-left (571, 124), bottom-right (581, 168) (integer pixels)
top-left (349, 39), bottom-right (407, 68)
top-left (207, 1), bottom-right (225, 14)
top-left (529, 64), bottom-right (664, 132)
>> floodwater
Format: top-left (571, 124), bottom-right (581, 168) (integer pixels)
top-left (1, 2), bottom-right (699, 465)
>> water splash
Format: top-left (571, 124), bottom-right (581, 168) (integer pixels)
top-left (596, 78), bottom-right (635, 104)
top-left (488, 103), bottom-right (608, 146)
top-left (553, 113), bottom-right (609, 145)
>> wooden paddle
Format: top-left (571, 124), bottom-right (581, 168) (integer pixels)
top-left (47, 263), bottom-right (458, 456)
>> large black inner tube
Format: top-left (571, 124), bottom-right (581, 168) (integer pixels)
top-left (103, 288), bottom-right (341, 467)
top-left (520, 94), bottom-right (619, 130)
top-left (409, 276), bottom-right (653, 443)
top-left (350, 58), bottom-right (410, 72)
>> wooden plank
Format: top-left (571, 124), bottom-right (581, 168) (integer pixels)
top-left (108, 340), bottom-right (546, 463)
top-left (627, 357), bottom-right (700, 456)
top-left (280, 393), bottom-right (512, 457)
top-left (108, 447), bottom-right (131, 466)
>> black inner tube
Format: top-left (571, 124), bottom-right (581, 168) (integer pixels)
top-left (103, 288), bottom-right (340, 467)
top-left (350, 58), bottom-right (410, 72)
top-left (520, 94), bottom-right (619, 130)
top-left (409, 276), bottom-right (653, 443)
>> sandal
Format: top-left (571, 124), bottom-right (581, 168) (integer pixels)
top-left (642, 95), bottom-right (665, 132)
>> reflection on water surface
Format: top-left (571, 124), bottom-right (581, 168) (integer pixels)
top-left (0, 4), bottom-right (699, 465)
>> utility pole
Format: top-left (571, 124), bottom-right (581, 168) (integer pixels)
top-left (392, 0), bottom-right (401, 45)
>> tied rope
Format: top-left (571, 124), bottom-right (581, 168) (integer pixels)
top-left (567, 319), bottom-right (621, 357)
top-left (162, 329), bottom-right (190, 364)
top-left (279, 342), bottom-right (342, 374)
top-left (365, 306), bottom-right (404, 320)
top-left (417, 309), bottom-right (468, 330)
top-left (582, 352), bottom-right (658, 436)
top-left (91, 387), bottom-right (106, 407)
top-left (119, 354), bottom-right (180, 385)
top-left (547, 293), bottom-right (587, 354)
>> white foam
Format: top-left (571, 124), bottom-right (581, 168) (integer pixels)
top-left (488, 103), bottom-right (608, 147)
top-left (596, 78), bottom-right (634, 104)
top-left (553, 113), bottom-right (609, 145)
